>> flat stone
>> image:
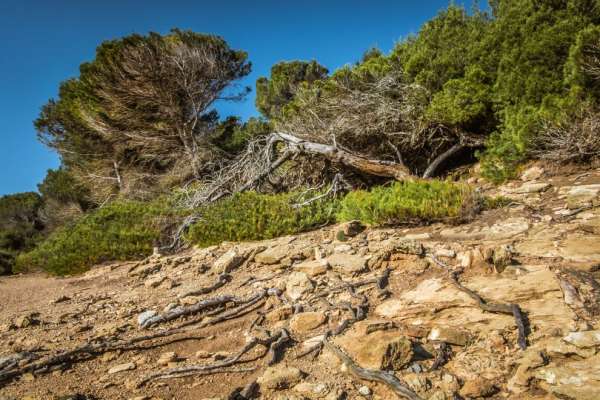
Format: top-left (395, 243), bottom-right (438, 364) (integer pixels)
top-left (144, 275), bottom-right (166, 288)
top-left (521, 166), bottom-right (544, 181)
top-left (255, 245), bottom-right (290, 265)
top-left (290, 312), bottom-right (327, 335)
top-left (560, 184), bottom-right (600, 209)
top-left (336, 325), bottom-right (413, 370)
top-left (563, 330), bottom-right (600, 348)
top-left (293, 382), bottom-right (329, 397)
top-left (434, 248), bottom-right (456, 258)
top-left (428, 326), bottom-right (472, 346)
top-left (265, 305), bottom-right (294, 322)
top-left (108, 362), bottom-right (136, 374)
top-left (285, 271), bottom-right (314, 301)
top-left (535, 354), bottom-right (600, 400)
top-left (440, 217), bottom-right (529, 241)
top-left (213, 249), bottom-right (244, 273)
top-left (560, 236), bottom-right (600, 263)
top-left (257, 365), bottom-right (304, 390)
top-left (369, 238), bottom-right (424, 255)
top-left (294, 259), bottom-right (329, 277)
top-left (301, 335), bottom-right (326, 353)
top-left (333, 244), bottom-right (353, 253)
top-left (542, 337), bottom-right (596, 358)
top-left (402, 233), bottom-right (431, 241)
top-left (508, 182), bottom-right (550, 194)
top-left (326, 253), bottom-right (366, 276)
top-left (157, 351), bottom-right (178, 365)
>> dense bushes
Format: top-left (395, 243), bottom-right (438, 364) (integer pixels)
top-left (17, 180), bottom-right (487, 275)
top-left (255, 1), bottom-right (600, 183)
top-left (187, 180), bottom-right (481, 247)
top-left (0, 192), bottom-right (44, 274)
top-left (337, 180), bottom-right (478, 226)
top-left (15, 200), bottom-right (181, 275)
top-left (186, 191), bottom-right (337, 247)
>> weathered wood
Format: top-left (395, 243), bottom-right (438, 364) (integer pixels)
top-left (272, 132), bottom-right (412, 180)
top-left (422, 143), bottom-right (464, 178)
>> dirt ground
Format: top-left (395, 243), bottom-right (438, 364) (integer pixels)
top-left (1, 163), bottom-right (600, 400)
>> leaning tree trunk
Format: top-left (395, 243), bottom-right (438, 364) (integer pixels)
top-left (270, 132), bottom-right (412, 180)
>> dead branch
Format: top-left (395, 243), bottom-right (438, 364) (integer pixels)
top-left (271, 132), bottom-right (411, 180)
top-left (422, 143), bottom-right (464, 178)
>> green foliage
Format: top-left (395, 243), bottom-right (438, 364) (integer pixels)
top-left (15, 200), bottom-right (181, 275)
top-left (38, 168), bottom-right (90, 207)
top-left (480, 105), bottom-right (544, 182)
top-left (565, 25), bottom-right (600, 100)
top-left (187, 191), bottom-right (337, 247)
top-left (36, 29), bottom-right (251, 202)
top-left (256, 61), bottom-right (328, 119)
top-left (483, 195), bottom-right (512, 210)
top-left (336, 180), bottom-right (477, 226)
top-left (427, 65), bottom-right (494, 130)
top-left (393, 6), bottom-right (490, 93)
top-left (0, 192), bottom-right (44, 274)
top-left (477, 0), bottom-right (600, 178)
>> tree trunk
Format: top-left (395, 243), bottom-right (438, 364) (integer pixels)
top-left (271, 132), bottom-right (412, 180)
top-left (422, 143), bottom-right (464, 178)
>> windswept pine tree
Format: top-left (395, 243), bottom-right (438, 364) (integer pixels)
top-left (35, 29), bottom-right (251, 203)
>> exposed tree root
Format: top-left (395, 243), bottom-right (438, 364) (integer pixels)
top-left (138, 329), bottom-right (289, 386)
top-left (308, 268), bottom-right (391, 303)
top-left (429, 342), bottom-right (452, 371)
top-left (140, 294), bottom-right (238, 328)
top-left (178, 273), bottom-right (232, 299)
top-left (0, 290), bottom-right (273, 386)
top-left (324, 340), bottom-right (422, 400)
top-left (428, 254), bottom-right (529, 349)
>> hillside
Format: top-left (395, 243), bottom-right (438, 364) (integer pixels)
top-left (1, 164), bottom-right (600, 400)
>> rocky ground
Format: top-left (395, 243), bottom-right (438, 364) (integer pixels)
top-left (1, 164), bottom-right (600, 400)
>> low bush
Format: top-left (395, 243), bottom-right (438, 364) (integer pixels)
top-left (336, 180), bottom-right (479, 226)
top-left (0, 192), bottom-right (44, 274)
top-left (186, 190), bottom-right (338, 247)
top-left (15, 200), bottom-right (181, 275)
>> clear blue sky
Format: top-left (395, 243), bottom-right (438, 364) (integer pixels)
top-left (0, 0), bottom-right (457, 196)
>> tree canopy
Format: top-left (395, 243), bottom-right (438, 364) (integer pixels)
top-left (36, 29), bottom-right (251, 203)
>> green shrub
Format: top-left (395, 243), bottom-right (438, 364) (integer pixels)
top-left (15, 200), bottom-right (181, 275)
top-left (483, 195), bottom-right (512, 210)
top-left (336, 180), bottom-right (478, 226)
top-left (0, 192), bottom-right (44, 274)
top-left (187, 191), bottom-right (337, 247)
